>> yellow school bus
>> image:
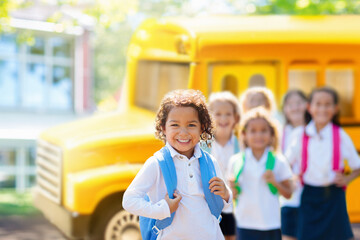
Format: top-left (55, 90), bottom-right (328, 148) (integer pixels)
top-left (34, 15), bottom-right (360, 239)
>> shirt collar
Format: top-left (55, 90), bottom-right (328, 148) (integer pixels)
top-left (305, 120), bottom-right (332, 137)
top-left (165, 142), bottom-right (202, 160)
top-left (246, 147), bottom-right (270, 164)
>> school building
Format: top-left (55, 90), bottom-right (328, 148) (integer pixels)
top-left (0, 3), bottom-right (94, 191)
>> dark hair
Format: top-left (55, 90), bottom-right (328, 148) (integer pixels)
top-left (155, 89), bottom-right (214, 143)
top-left (282, 89), bottom-right (312, 125)
top-left (308, 87), bottom-right (340, 126)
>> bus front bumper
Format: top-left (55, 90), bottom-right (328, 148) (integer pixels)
top-left (33, 189), bottom-right (90, 240)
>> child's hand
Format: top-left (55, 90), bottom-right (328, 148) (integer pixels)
top-left (334, 171), bottom-right (349, 187)
top-left (263, 170), bottom-right (276, 185)
top-left (209, 177), bottom-right (230, 202)
top-left (165, 191), bottom-right (182, 213)
top-left (228, 176), bottom-right (239, 200)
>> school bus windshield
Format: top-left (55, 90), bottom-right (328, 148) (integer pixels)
top-left (134, 60), bottom-right (189, 112)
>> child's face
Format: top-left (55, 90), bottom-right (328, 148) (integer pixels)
top-left (163, 106), bottom-right (201, 159)
top-left (309, 91), bottom-right (338, 127)
top-left (283, 93), bottom-right (307, 126)
top-left (245, 93), bottom-right (269, 112)
top-left (243, 118), bottom-right (273, 151)
top-left (212, 101), bottom-right (238, 138)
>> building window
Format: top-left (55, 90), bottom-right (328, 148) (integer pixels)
top-left (288, 69), bottom-right (317, 95)
top-left (0, 33), bottom-right (74, 112)
top-left (326, 69), bottom-right (354, 117)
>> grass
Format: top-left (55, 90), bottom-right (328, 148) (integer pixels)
top-left (0, 189), bottom-right (39, 216)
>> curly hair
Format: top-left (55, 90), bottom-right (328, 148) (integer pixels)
top-left (155, 89), bottom-right (214, 143)
top-left (208, 91), bottom-right (241, 117)
top-left (239, 106), bottom-right (279, 151)
top-left (239, 87), bottom-right (276, 115)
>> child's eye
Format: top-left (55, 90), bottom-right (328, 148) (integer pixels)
top-left (189, 124), bottom-right (197, 127)
top-left (171, 124), bottom-right (179, 127)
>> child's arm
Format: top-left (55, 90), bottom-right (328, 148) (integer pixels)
top-left (122, 157), bottom-right (172, 220)
top-left (334, 169), bottom-right (360, 187)
top-left (335, 130), bottom-right (360, 187)
top-left (263, 170), bottom-right (293, 199)
top-left (164, 191), bottom-right (182, 213)
top-left (210, 155), bottom-right (233, 204)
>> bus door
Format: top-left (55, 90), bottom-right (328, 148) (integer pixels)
top-left (210, 62), bottom-right (278, 99)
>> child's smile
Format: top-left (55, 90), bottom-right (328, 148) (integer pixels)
top-left (163, 106), bottom-right (201, 159)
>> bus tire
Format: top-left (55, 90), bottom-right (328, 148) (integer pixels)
top-left (87, 204), bottom-right (141, 240)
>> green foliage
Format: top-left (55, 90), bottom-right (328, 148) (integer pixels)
top-left (256, 0), bottom-right (360, 15)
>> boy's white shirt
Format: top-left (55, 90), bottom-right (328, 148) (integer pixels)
top-left (228, 147), bottom-right (293, 230)
top-left (285, 121), bottom-right (360, 186)
top-left (280, 124), bottom-right (304, 208)
top-left (122, 143), bottom-right (232, 240)
top-left (211, 135), bottom-right (237, 214)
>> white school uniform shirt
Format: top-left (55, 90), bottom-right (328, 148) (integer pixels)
top-left (280, 124), bottom-right (304, 208)
top-left (211, 135), bottom-right (238, 214)
top-left (228, 147), bottom-right (293, 230)
top-left (285, 121), bottom-right (360, 186)
top-left (122, 143), bottom-right (232, 240)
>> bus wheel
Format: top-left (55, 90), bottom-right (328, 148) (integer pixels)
top-left (88, 205), bottom-right (141, 240)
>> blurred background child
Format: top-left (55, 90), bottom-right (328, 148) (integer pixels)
top-left (229, 107), bottom-right (293, 240)
top-left (285, 87), bottom-right (360, 240)
top-left (280, 90), bottom-right (310, 240)
top-left (207, 91), bottom-right (241, 240)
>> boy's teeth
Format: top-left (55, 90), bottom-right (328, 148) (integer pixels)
top-left (178, 139), bottom-right (189, 143)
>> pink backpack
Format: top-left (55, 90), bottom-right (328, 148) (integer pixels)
top-left (301, 124), bottom-right (345, 189)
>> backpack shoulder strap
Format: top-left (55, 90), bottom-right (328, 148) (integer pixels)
top-left (332, 124), bottom-right (341, 171)
top-left (233, 152), bottom-right (245, 194)
top-left (199, 149), bottom-right (224, 222)
top-left (266, 151), bottom-right (278, 195)
top-left (233, 136), bottom-right (240, 154)
top-left (300, 130), bottom-right (309, 185)
top-left (152, 147), bottom-right (177, 234)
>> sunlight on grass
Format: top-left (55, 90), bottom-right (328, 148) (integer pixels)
top-left (0, 189), bottom-right (39, 216)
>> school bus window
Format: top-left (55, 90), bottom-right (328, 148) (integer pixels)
top-left (222, 75), bottom-right (238, 96)
top-left (325, 69), bottom-right (354, 117)
top-left (288, 69), bottom-right (317, 95)
top-left (135, 61), bottom-right (189, 112)
top-left (249, 74), bottom-right (266, 87)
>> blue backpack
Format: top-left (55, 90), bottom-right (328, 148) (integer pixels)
top-left (139, 146), bottom-right (224, 240)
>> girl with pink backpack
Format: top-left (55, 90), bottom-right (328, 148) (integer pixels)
top-left (285, 87), bottom-right (360, 240)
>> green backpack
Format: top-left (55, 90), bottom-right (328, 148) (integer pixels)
top-left (233, 151), bottom-right (278, 195)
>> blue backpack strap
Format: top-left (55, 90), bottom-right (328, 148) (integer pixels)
top-left (233, 136), bottom-right (240, 154)
top-left (139, 147), bottom-right (177, 240)
top-left (199, 149), bottom-right (224, 222)
top-left (152, 147), bottom-right (177, 234)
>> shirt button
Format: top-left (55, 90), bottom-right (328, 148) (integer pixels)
top-left (190, 174), bottom-right (193, 178)
top-left (188, 163), bottom-right (191, 166)
top-left (179, 156), bottom-right (183, 159)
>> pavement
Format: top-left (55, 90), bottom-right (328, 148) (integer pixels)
top-left (0, 214), bottom-right (359, 240)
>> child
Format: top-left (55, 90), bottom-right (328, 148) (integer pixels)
top-left (228, 107), bottom-right (293, 240)
top-left (122, 89), bottom-right (232, 240)
top-left (239, 87), bottom-right (276, 115)
top-left (280, 90), bottom-right (310, 240)
top-left (285, 87), bottom-right (360, 240)
top-left (208, 91), bottom-right (241, 240)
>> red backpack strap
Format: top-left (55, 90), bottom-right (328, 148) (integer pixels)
top-left (300, 131), bottom-right (309, 185)
top-left (332, 125), bottom-right (346, 190)
top-left (332, 124), bottom-right (340, 171)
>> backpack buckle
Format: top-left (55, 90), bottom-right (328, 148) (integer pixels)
top-left (217, 215), bottom-right (222, 223)
top-left (152, 225), bottom-right (161, 235)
